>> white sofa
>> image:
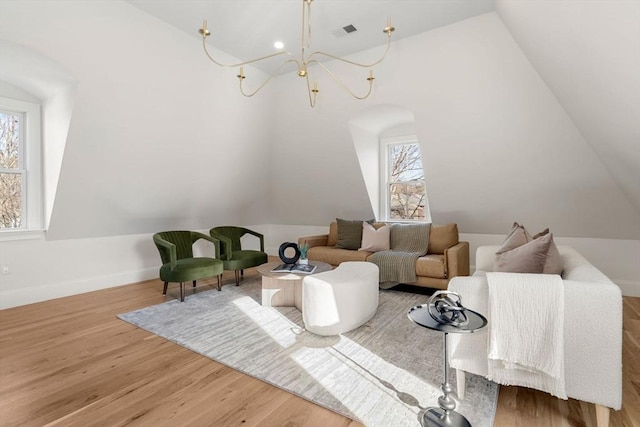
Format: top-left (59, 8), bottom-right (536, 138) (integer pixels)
top-left (448, 245), bottom-right (622, 427)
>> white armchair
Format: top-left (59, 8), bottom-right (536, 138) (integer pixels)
top-left (448, 246), bottom-right (622, 427)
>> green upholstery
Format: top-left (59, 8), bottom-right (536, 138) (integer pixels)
top-left (209, 226), bottom-right (269, 286)
top-left (153, 231), bottom-right (224, 301)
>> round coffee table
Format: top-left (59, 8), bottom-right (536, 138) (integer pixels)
top-left (257, 261), bottom-right (332, 310)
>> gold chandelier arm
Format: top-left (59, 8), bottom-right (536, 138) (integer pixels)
top-left (199, 2), bottom-right (395, 108)
top-left (201, 36), bottom-right (298, 68)
top-left (309, 60), bottom-right (375, 100)
top-left (304, 75), bottom-right (319, 108)
top-left (238, 59), bottom-right (299, 97)
top-left (306, 34), bottom-right (392, 68)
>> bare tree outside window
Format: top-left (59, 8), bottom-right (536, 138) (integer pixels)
top-left (388, 143), bottom-right (426, 220)
top-left (0, 111), bottom-right (22, 229)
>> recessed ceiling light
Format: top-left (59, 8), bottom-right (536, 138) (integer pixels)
top-left (274, 41), bottom-right (284, 49)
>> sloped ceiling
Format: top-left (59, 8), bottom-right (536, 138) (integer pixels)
top-left (496, 0), bottom-right (640, 214)
top-left (1, 1), bottom-right (638, 242)
top-left (268, 12), bottom-right (640, 240)
top-left (125, 0), bottom-right (495, 74)
top-left (0, 1), bottom-right (275, 240)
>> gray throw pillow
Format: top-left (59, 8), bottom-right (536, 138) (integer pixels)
top-left (494, 232), bottom-right (553, 273)
top-left (533, 228), bottom-right (564, 275)
top-left (497, 222), bottom-right (532, 254)
top-left (335, 218), bottom-right (374, 250)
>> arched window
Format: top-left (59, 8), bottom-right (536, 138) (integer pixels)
top-left (349, 104), bottom-right (430, 222)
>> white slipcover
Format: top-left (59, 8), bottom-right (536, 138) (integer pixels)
top-left (448, 246), bottom-right (622, 411)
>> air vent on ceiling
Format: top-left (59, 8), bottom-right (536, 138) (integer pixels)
top-left (342, 24), bottom-right (357, 34)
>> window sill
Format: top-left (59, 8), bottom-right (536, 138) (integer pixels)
top-left (0, 229), bottom-right (46, 242)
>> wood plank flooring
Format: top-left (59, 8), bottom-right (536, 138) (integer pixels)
top-left (0, 268), bottom-right (638, 426)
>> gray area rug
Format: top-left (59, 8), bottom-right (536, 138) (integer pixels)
top-left (118, 278), bottom-right (498, 426)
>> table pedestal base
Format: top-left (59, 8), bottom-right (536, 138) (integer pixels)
top-left (422, 407), bottom-right (472, 427)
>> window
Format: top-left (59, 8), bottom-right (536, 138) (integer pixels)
top-left (381, 137), bottom-right (429, 221)
top-left (0, 98), bottom-right (42, 231)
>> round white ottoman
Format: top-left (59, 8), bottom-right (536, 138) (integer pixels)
top-left (302, 261), bottom-right (379, 336)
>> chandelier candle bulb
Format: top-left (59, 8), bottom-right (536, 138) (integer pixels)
top-left (198, 0), bottom-right (395, 107)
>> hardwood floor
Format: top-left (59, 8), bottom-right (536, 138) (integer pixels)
top-left (0, 269), bottom-right (638, 426)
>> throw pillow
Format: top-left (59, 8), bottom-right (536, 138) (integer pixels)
top-left (497, 222), bottom-right (532, 254)
top-left (494, 232), bottom-right (553, 273)
top-left (533, 228), bottom-right (564, 275)
top-left (335, 218), bottom-right (374, 250)
top-left (359, 222), bottom-right (390, 252)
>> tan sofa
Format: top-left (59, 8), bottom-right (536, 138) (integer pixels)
top-left (298, 222), bottom-right (470, 290)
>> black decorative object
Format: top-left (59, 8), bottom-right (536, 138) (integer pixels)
top-left (278, 242), bottom-right (301, 264)
top-left (427, 291), bottom-right (469, 327)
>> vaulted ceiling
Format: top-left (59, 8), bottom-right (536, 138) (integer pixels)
top-left (1, 0), bottom-right (638, 241)
top-left (126, 0), bottom-right (496, 74)
top-left (127, 0), bottom-right (639, 218)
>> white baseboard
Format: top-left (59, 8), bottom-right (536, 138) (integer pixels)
top-left (0, 267), bottom-right (158, 310)
top-left (616, 280), bottom-right (640, 298)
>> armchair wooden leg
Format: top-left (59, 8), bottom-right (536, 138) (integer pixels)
top-left (217, 275), bottom-right (222, 291)
top-left (180, 282), bottom-right (185, 302)
top-left (163, 282), bottom-right (168, 295)
top-left (192, 280), bottom-right (196, 288)
top-left (595, 404), bottom-right (610, 427)
top-left (235, 270), bottom-right (240, 286)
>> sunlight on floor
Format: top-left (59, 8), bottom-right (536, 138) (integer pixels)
top-left (231, 294), bottom-right (445, 425)
top-left (232, 296), bottom-right (300, 348)
top-left (289, 335), bottom-right (442, 425)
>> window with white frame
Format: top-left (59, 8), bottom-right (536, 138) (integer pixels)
top-left (381, 137), bottom-right (430, 221)
top-left (0, 97), bottom-right (42, 231)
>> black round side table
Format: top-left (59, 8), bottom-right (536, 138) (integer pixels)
top-left (408, 304), bottom-right (487, 427)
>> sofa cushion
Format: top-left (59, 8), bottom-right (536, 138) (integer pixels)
top-left (359, 222), bottom-right (390, 252)
top-left (308, 246), bottom-right (371, 266)
top-left (334, 218), bottom-right (375, 250)
top-left (415, 254), bottom-right (446, 279)
top-left (494, 232), bottom-right (552, 273)
top-left (428, 223), bottom-right (459, 254)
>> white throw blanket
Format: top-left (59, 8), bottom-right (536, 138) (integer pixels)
top-left (486, 272), bottom-right (567, 399)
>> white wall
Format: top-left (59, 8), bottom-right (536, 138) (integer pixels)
top-left (0, 0), bottom-right (273, 240)
top-left (269, 12), bottom-right (639, 241)
top-left (0, 0), bottom-right (274, 308)
top-left (0, 233), bottom-right (159, 309)
top-left (0, 4), bottom-right (638, 309)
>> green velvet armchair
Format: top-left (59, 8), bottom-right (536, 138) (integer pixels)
top-left (153, 231), bottom-right (224, 302)
top-left (209, 226), bottom-right (269, 286)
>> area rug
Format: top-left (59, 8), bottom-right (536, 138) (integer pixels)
top-left (118, 278), bottom-right (498, 426)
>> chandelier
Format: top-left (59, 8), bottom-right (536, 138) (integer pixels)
top-left (198, 0), bottom-right (395, 108)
